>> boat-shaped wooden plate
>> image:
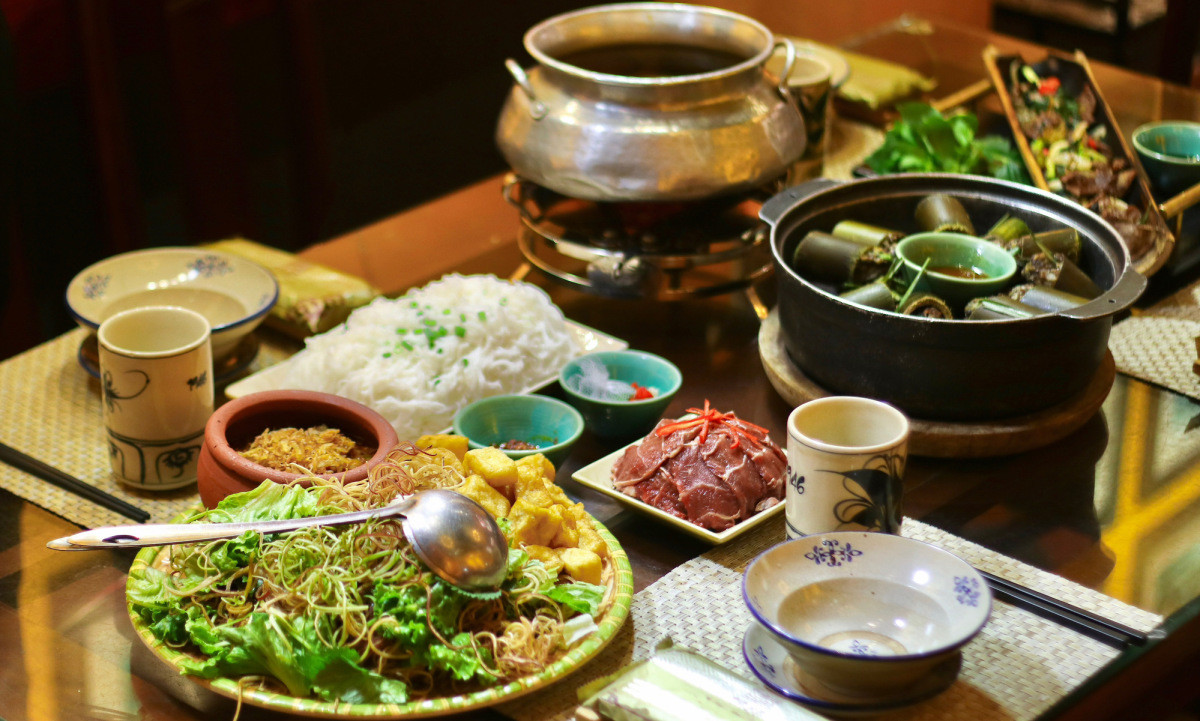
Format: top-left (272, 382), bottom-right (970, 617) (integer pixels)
top-left (126, 513), bottom-right (633, 719)
top-left (983, 46), bottom-right (1174, 277)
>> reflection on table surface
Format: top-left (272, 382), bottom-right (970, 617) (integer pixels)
top-left (5, 14), bottom-right (1200, 721)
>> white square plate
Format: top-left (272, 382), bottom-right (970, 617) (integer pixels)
top-left (572, 431), bottom-right (786, 544)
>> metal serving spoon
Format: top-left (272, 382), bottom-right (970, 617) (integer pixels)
top-left (45, 489), bottom-right (510, 591)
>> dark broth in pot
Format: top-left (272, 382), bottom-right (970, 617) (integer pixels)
top-left (555, 42), bottom-right (749, 77)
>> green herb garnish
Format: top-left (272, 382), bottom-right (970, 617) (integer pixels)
top-left (864, 102), bottom-right (1030, 184)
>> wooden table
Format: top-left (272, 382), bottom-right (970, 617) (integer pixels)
top-left (4, 16), bottom-right (1200, 721)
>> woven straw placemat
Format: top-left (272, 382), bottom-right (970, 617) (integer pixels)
top-left (1110, 280), bottom-right (1200, 401)
top-left (501, 516), bottom-right (1161, 721)
top-left (0, 329), bottom-right (295, 528)
top-left (822, 117), bottom-right (886, 181)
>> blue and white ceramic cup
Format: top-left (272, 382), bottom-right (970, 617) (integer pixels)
top-left (98, 306), bottom-right (214, 490)
top-left (785, 396), bottom-right (908, 539)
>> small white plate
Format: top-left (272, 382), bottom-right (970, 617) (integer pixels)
top-left (570, 430), bottom-right (786, 544)
top-left (225, 320), bottom-right (626, 399)
top-left (742, 622), bottom-right (961, 716)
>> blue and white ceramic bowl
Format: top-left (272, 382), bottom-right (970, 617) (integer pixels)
top-left (66, 247), bottom-right (279, 361)
top-left (743, 532), bottom-right (991, 698)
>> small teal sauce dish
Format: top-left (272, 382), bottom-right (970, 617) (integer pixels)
top-left (452, 394), bottom-right (583, 467)
top-left (558, 350), bottom-right (682, 439)
top-left (1132, 121), bottom-right (1200, 199)
top-left (895, 232), bottom-right (1017, 308)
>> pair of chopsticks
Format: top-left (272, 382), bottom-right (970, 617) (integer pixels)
top-left (982, 569), bottom-right (1152, 649)
top-left (0, 440), bottom-right (150, 523)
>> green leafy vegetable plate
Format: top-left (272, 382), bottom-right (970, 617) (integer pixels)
top-left (126, 514), bottom-right (633, 719)
top-left (861, 102), bottom-right (1030, 184)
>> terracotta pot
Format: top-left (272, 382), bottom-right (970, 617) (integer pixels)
top-left (198, 390), bottom-right (399, 508)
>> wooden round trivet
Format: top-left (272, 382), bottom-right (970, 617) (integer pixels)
top-left (758, 310), bottom-right (1115, 458)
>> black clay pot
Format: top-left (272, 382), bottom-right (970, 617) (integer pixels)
top-left (762, 174), bottom-right (1147, 421)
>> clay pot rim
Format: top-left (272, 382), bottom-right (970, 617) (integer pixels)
top-left (204, 389), bottom-right (399, 486)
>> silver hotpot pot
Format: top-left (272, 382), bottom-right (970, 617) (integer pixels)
top-left (496, 3), bottom-right (806, 202)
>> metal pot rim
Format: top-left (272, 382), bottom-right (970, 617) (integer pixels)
top-left (763, 173), bottom-right (1145, 325)
top-left (524, 2), bottom-right (776, 88)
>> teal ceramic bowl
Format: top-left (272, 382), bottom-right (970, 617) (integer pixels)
top-left (895, 232), bottom-right (1017, 308)
top-left (1132, 121), bottom-right (1200, 199)
top-left (452, 394), bottom-right (583, 467)
top-left (559, 350), bottom-right (682, 438)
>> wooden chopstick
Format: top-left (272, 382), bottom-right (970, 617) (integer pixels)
top-left (981, 569), bottom-right (1151, 649)
top-left (0, 441), bottom-right (150, 524)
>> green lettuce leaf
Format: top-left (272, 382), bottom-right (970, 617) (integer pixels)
top-left (177, 611), bottom-right (408, 704)
top-left (371, 578), bottom-right (496, 685)
top-left (545, 581), bottom-right (607, 617)
top-left (203, 480), bottom-right (325, 524)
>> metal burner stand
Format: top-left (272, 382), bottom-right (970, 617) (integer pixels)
top-left (503, 175), bottom-right (776, 300)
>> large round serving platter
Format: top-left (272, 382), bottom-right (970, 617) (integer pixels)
top-left (126, 513), bottom-right (633, 719)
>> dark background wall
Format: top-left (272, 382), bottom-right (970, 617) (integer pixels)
top-left (0, 0), bottom-right (596, 360)
top-left (1, 0), bottom-right (1189, 362)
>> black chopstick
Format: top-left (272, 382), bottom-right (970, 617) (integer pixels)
top-left (981, 569), bottom-right (1150, 649)
top-left (0, 441), bottom-right (150, 523)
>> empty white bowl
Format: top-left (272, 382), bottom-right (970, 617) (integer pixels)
top-left (743, 532), bottom-right (990, 697)
top-left (66, 247), bottom-right (279, 360)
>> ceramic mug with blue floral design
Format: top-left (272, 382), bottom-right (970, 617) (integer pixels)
top-left (98, 306), bottom-right (214, 490)
top-left (785, 396), bottom-right (908, 539)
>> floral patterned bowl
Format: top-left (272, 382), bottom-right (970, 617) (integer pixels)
top-left (743, 532), bottom-right (991, 698)
top-left (66, 247), bottom-right (279, 360)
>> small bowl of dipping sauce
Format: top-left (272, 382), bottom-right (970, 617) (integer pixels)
top-left (558, 350), bottom-right (682, 438)
top-left (1132, 120), bottom-right (1200, 200)
top-left (895, 232), bottom-right (1017, 308)
top-left (453, 394), bottom-right (583, 467)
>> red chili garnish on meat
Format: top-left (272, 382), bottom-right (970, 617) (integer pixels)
top-left (629, 382), bottom-right (654, 401)
top-left (1038, 77), bottom-right (1061, 96)
top-left (654, 400), bottom-right (771, 450)
top-left (1086, 136), bottom-right (1099, 150)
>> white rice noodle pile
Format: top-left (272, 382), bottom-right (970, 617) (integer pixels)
top-left (282, 274), bottom-right (576, 440)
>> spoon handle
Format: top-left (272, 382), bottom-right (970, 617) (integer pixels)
top-left (46, 500), bottom-right (413, 550)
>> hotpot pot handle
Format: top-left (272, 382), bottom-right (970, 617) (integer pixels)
top-left (504, 59), bottom-right (547, 120)
top-left (773, 38), bottom-right (797, 104)
top-left (1060, 269), bottom-right (1148, 321)
top-left (759, 178), bottom-right (841, 226)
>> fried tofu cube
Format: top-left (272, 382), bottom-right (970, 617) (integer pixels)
top-left (577, 521), bottom-right (608, 557)
top-left (550, 516), bottom-right (579, 548)
top-left (524, 545), bottom-right (564, 576)
top-left (515, 471), bottom-right (557, 508)
top-left (557, 547), bottom-right (603, 585)
top-left (415, 446), bottom-right (464, 475)
top-left (516, 453), bottom-right (556, 482)
top-left (510, 497), bottom-right (564, 547)
top-left (417, 434), bottom-right (469, 460)
top-left (464, 447), bottom-right (519, 492)
top-left (456, 473), bottom-right (510, 519)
